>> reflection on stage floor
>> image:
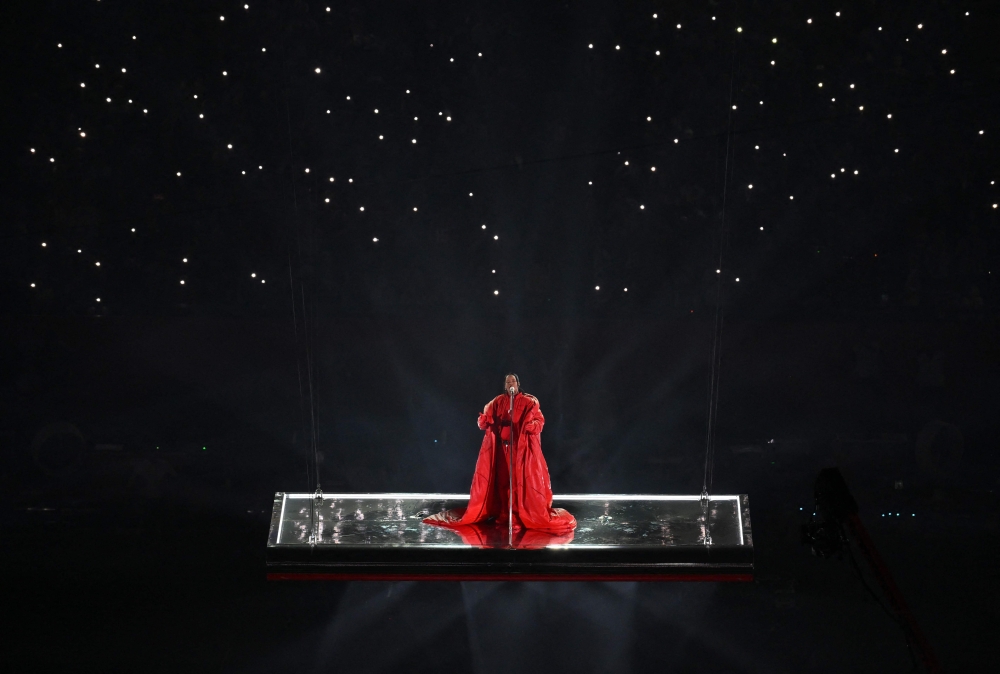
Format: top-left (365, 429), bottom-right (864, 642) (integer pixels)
top-left (266, 493), bottom-right (753, 581)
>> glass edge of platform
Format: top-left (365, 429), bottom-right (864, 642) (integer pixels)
top-left (272, 492), bottom-right (748, 501)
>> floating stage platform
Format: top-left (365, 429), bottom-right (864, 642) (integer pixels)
top-left (266, 493), bottom-right (753, 582)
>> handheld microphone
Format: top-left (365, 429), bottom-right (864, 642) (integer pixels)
top-left (509, 387), bottom-right (516, 395)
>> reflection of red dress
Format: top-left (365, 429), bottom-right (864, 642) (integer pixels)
top-left (424, 392), bottom-right (576, 534)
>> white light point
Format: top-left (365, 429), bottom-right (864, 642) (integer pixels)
top-left (755, 145), bottom-right (759, 150)
top-left (771, 60), bottom-right (775, 65)
top-left (373, 237), bottom-right (378, 242)
top-left (615, 45), bottom-right (620, 50)
top-left (656, 51), bottom-right (660, 56)
top-left (588, 44), bottom-right (593, 49)
top-left (413, 207), bottom-right (418, 212)
top-left (772, 38), bottom-right (778, 43)
top-left (482, 224), bottom-right (486, 229)
top-left (251, 273), bottom-right (256, 278)
top-left (595, 286), bottom-right (600, 290)
top-left (640, 205), bottom-right (645, 210)
top-left (854, 170), bottom-right (859, 175)
top-left (494, 290), bottom-right (499, 295)
top-left (647, 116), bottom-right (652, 122)
top-left (651, 167), bottom-right (656, 172)
top-left (315, 68), bottom-right (321, 74)
top-left (789, 195), bottom-right (794, 200)
top-left (494, 235), bottom-right (499, 240)
top-left (737, 27), bottom-right (742, 33)
top-left (80, 83), bottom-right (85, 88)
top-left (674, 139), bottom-right (679, 143)
top-left (329, 177), bottom-right (334, 182)
top-left (748, 184), bottom-right (753, 189)
top-left (735, 277), bottom-right (740, 282)
top-left (227, 144), bottom-right (232, 149)
top-left (177, 172), bottom-right (181, 176)
top-left (624, 288), bottom-right (628, 292)
top-left (95, 261), bottom-right (101, 267)
top-left (220, 15), bottom-right (225, 21)
top-left (469, 192), bottom-right (473, 197)
top-left (41, 242), bottom-right (47, 247)
top-left (360, 206), bottom-right (364, 211)
top-left (304, 168), bottom-right (310, 173)
top-left (180, 280), bottom-right (185, 285)
top-left (760, 227), bottom-right (764, 230)
top-left (31, 283), bottom-right (36, 288)
top-left (676, 24), bottom-right (681, 29)
top-left (325, 198), bottom-right (330, 203)
top-left (80, 132), bottom-right (86, 137)
top-left (412, 139), bottom-right (417, 144)
top-left (182, 258), bottom-right (188, 263)
top-left (50, 158), bottom-right (55, 162)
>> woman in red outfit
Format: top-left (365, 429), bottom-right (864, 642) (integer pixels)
top-left (424, 374), bottom-right (576, 534)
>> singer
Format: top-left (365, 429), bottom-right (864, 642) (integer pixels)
top-left (424, 374), bottom-right (576, 533)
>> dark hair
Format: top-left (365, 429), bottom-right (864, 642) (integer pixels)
top-left (504, 373), bottom-right (520, 386)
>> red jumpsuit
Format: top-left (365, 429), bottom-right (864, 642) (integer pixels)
top-left (424, 392), bottom-right (576, 537)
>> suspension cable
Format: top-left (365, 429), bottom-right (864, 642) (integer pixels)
top-left (702, 11), bottom-right (743, 503)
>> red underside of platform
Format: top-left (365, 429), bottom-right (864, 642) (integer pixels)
top-left (267, 572), bottom-right (754, 582)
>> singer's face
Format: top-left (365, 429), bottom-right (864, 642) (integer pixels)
top-left (504, 375), bottom-right (519, 394)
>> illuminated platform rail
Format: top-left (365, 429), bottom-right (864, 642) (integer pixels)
top-left (266, 493), bottom-right (753, 581)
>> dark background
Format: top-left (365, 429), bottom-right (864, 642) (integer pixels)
top-left (2, 0), bottom-right (998, 672)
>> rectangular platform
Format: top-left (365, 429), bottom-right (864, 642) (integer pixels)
top-left (266, 493), bottom-right (753, 581)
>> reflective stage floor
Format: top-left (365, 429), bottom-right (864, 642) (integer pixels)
top-left (267, 493), bottom-right (753, 581)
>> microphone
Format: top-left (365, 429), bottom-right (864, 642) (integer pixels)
top-left (509, 387), bottom-right (516, 395)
